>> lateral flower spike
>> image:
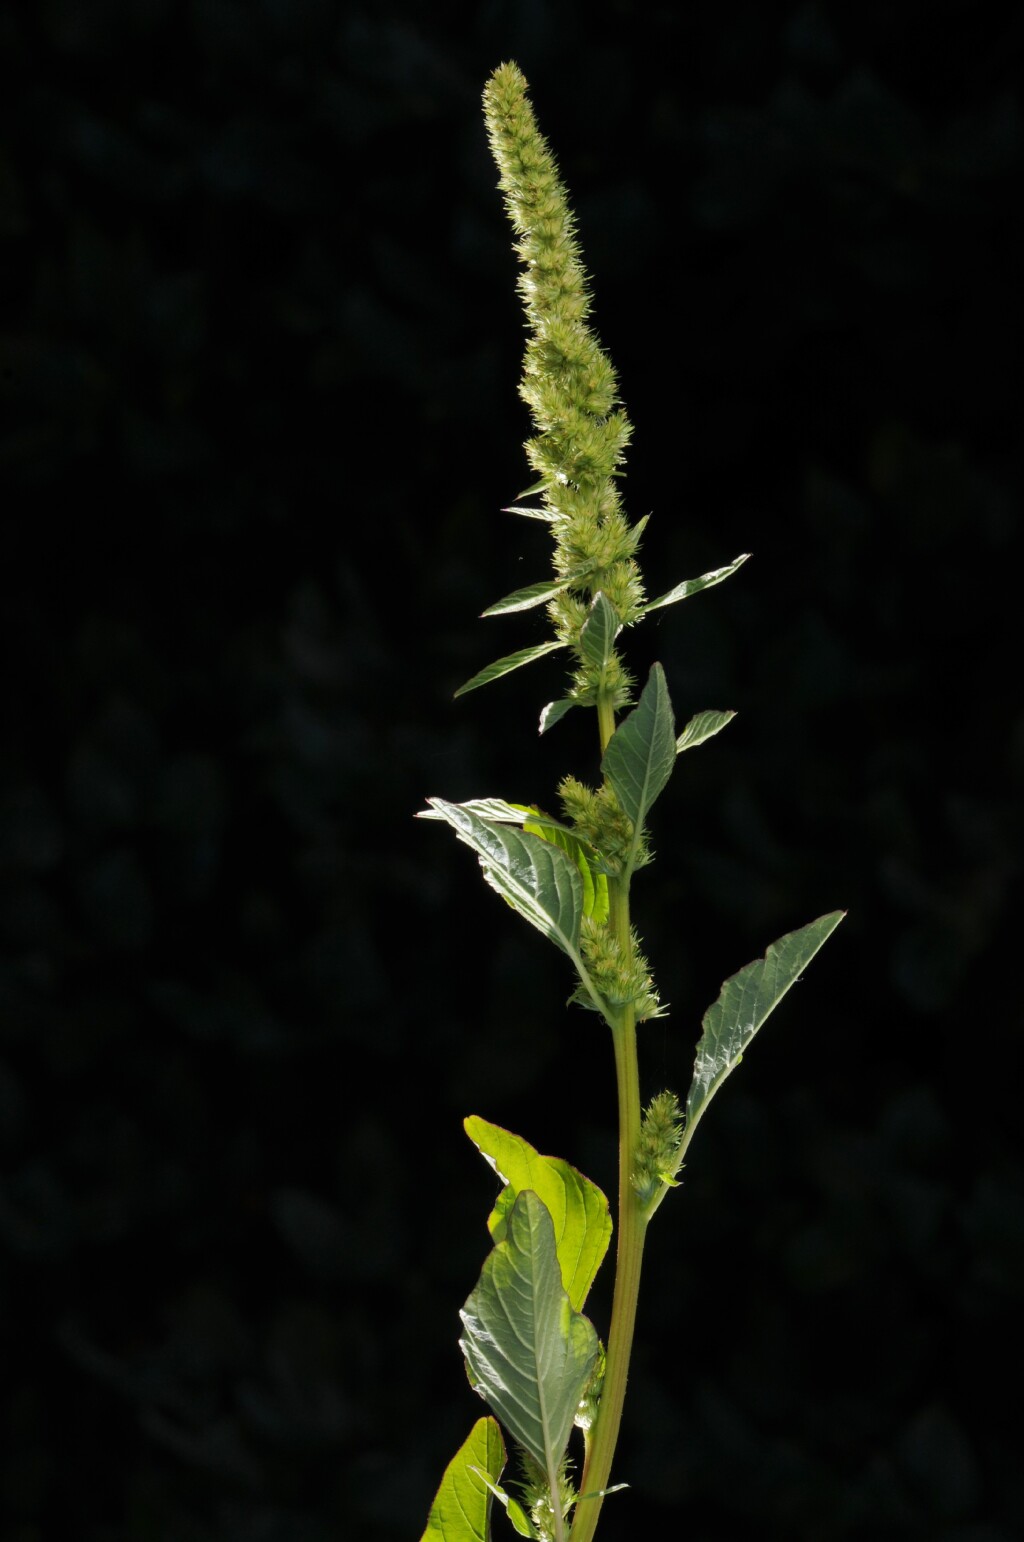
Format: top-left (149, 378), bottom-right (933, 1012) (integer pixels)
top-left (481, 62), bottom-right (648, 711)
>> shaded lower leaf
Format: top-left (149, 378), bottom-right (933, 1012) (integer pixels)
top-left (460, 1192), bottom-right (599, 1503)
top-left (465, 1116), bottom-right (612, 1311)
top-left (419, 1417), bottom-right (506, 1542)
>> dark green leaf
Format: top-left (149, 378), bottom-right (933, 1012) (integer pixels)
top-left (683, 911), bottom-right (846, 1149)
top-left (601, 663), bottom-right (676, 872)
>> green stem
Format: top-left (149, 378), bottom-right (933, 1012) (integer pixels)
top-left (570, 693), bottom-right (648, 1542)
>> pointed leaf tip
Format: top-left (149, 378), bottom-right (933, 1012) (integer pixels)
top-left (419, 1417), bottom-right (506, 1542)
top-left (454, 640), bottom-right (566, 697)
top-left (683, 909), bottom-right (845, 1151)
top-left (601, 662), bottom-right (676, 872)
top-left (640, 553), bottom-right (751, 616)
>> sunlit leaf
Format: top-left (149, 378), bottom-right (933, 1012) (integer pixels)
top-left (675, 708), bottom-right (736, 753)
top-left (460, 1192), bottom-right (599, 1497)
top-left (454, 641), bottom-right (566, 698)
top-left (482, 579), bottom-right (572, 617)
top-left (501, 504), bottom-right (560, 521)
top-left (539, 698), bottom-right (578, 734)
top-left (419, 1417), bottom-right (506, 1542)
top-left (421, 799), bottom-right (608, 927)
top-left (418, 797), bottom-right (537, 824)
top-left (640, 553), bottom-right (750, 616)
top-left (422, 799), bottom-right (584, 960)
top-left (522, 813), bottom-right (609, 924)
top-left (516, 474), bottom-right (551, 498)
top-left (465, 1116), bottom-right (612, 1310)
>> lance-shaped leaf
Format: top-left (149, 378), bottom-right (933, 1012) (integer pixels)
top-left (454, 641), bottom-right (566, 699)
top-left (482, 579), bottom-right (573, 617)
top-left (579, 592), bottom-right (620, 675)
top-left (676, 708), bottom-right (736, 753)
top-left (460, 1190), bottom-right (599, 1497)
top-left (601, 663), bottom-right (676, 872)
top-left (423, 799), bottom-right (584, 961)
top-left (639, 553), bottom-right (750, 616)
top-left (502, 504), bottom-right (561, 522)
top-left (465, 1116), bottom-right (612, 1311)
top-left (681, 911), bottom-right (846, 1155)
top-left (419, 1416), bottom-right (506, 1542)
top-left (539, 698), bottom-right (578, 734)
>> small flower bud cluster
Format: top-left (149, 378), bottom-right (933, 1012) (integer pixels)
top-left (520, 1451), bottom-right (577, 1542)
top-left (558, 776), bottom-right (647, 875)
top-left (633, 1091), bottom-right (684, 1206)
top-left (482, 63), bottom-right (648, 703)
top-left (574, 1340), bottom-right (606, 1432)
top-left (577, 915), bottom-right (662, 1022)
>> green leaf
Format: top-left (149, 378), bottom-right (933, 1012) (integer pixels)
top-left (418, 798), bottom-right (538, 824)
top-left (419, 1417), bottom-right (506, 1542)
top-left (683, 911), bottom-right (846, 1151)
top-left (516, 475), bottom-right (551, 498)
top-left (675, 708), bottom-right (736, 753)
top-left (539, 698), bottom-right (578, 734)
top-left (471, 1472), bottom-right (536, 1537)
top-left (579, 592), bottom-right (620, 674)
top-left (601, 663), bottom-right (676, 871)
top-left (419, 799), bottom-right (608, 925)
top-left (423, 799), bottom-right (584, 960)
top-left (522, 812), bottom-right (609, 925)
top-left (482, 579), bottom-right (572, 617)
top-left (460, 1191), bottom-right (599, 1497)
top-left (454, 641), bottom-right (566, 698)
top-left (464, 1117), bottom-right (612, 1311)
top-left (640, 553), bottom-right (751, 615)
top-left (501, 504), bottom-right (560, 522)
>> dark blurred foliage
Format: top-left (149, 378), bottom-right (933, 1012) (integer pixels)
top-left (1, 2), bottom-right (1022, 1539)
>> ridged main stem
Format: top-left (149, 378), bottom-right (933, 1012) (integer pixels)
top-left (570, 700), bottom-right (649, 1542)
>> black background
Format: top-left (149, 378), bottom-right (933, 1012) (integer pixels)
top-left (2, 3), bottom-right (1022, 1539)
